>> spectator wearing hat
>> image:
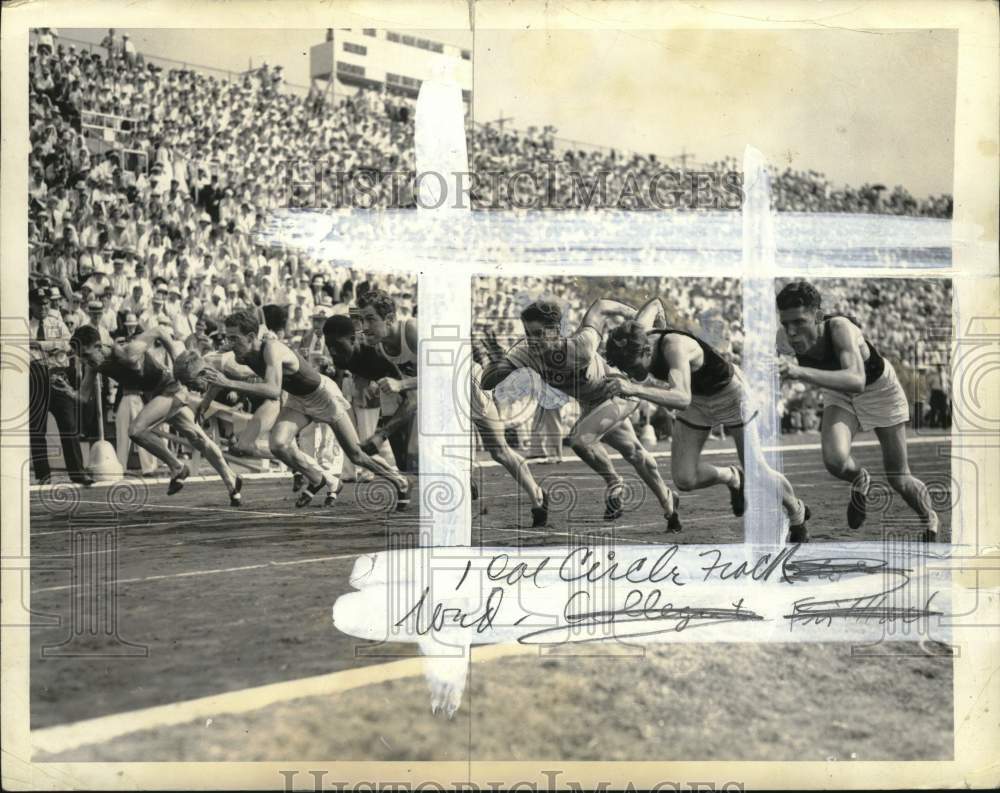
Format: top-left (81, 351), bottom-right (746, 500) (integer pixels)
top-left (109, 256), bottom-right (131, 298)
top-left (301, 306), bottom-right (332, 371)
top-left (172, 296), bottom-right (199, 340)
top-left (193, 211), bottom-right (213, 249)
top-left (122, 283), bottom-right (148, 317)
top-left (139, 285), bottom-right (170, 330)
top-left (164, 283), bottom-right (184, 319)
top-left (78, 240), bottom-right (105, 279)
top-left (29, 271), bottom-right (90, 486)
top-left (64, 292), bottom-right (88, 330)
top-left (86, 300), bottom-right (115, 345)
top-left (185, 282), bottom-right (204, 314)
top-left (202, 289), bottom-right (229, 323)
top-left (224, 281), bottom-right (247, 311)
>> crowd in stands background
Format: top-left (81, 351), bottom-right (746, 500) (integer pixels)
top-left (27, 29), bottom-right (952, 479)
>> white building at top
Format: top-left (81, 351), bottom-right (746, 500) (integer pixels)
top-left (310, 29), bottom-right (472, 112)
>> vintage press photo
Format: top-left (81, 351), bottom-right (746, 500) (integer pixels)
top-left (2, 2), bottom-right (998, 790)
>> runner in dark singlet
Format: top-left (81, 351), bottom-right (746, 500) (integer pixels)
top-left (481, 297), bottom-right (678, 528)
top-left (602, 298), bottom-right (809, 542)
top-left (198, 310), bottom-right (411, 510)
top-left (776, 280), bottom-right (937, 540)
top-left (72, 324), bottom-right (243, 504)
top-left (356, 288), bottom-right (419, 471)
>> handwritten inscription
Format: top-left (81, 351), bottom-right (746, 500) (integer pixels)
top-left (375, 543), bottom-right (945, 646)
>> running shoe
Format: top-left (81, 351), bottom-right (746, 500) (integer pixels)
top-left (395, 479), bottom-right (412, 511)
top-left (665, 494), bottom-right (683, 533)
top-left (295, 478), bottom-right (326, 508)
top-left (531, 490), bottom-right (550, 528)
top-left (788, 502), bottom-right (812, 543)
top-left (847, 468), bottom-right (870, 529)
top-left (167, 463), bottom-right (191, 495)
top-left (921, 511), bottom-right (940, 543)
top-left (604, 479), bottom-right (625, 521)
top-left (229, 475), bottom-right (243, 507)
top-left (729, 466), bottom-right (745, 517)
top-left (323, 480), bottom-right (344, 507)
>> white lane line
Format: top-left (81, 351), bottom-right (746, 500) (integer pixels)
top-left (28, 471), bottom-right (289, 493)
top-left (30, 516), bottom-right (229, 538)
top-left (31, 643), bottom-right (536, 757)
top-left (475, 434), bottom-right (947, 468)
top-left (32, 552), bottom-right (361, 594)
top-left (58, 498), bottom-right (347, 521)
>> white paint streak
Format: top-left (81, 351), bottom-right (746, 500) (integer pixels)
top-left (413, 71), bottom-right (473, 716)
top-left (742, 146), bottom-right (787, 550)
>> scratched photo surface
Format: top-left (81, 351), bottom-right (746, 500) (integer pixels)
top-left (21, 21), bottom-right (961, 768)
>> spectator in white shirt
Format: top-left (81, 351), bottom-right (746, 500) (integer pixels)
top-left (172, 297), bottom-right (198, 340)
top-left (108, 257), bottom-right (131, 297)
top-left (86, 301), bottom-right (114, 343)
top-left (202, 290), bottom-right (229, 322)
top-left (139, 286), bottom-right (171, 330)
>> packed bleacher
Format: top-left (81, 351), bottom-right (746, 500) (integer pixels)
top-left (29, 31), bottom-right (416, 346)
top-left (27, 29), bottom-right (953, 481)
top-left (29, 28), bottom-right (952, 224)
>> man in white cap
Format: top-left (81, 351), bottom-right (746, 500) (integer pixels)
top-left (86, 300), bottom-right (114, 345)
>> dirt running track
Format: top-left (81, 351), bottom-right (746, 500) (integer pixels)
top-left (29, 433), bottom-right (954, 761)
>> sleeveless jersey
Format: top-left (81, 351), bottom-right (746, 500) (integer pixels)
top-left (647, 329), bottom-right (733, 397)
top-left (794, 314), bottom-right (885, 387)
top-left (377, 321), bottom-right (417, 378)
top-left (345, 343), bottom-right (402, 382)
top-left (505, 326), bottom-right (609, 404)
top-left (242, 339), bottom-right (322, 397)
top-left (99, 348), bottom-right (175, 395)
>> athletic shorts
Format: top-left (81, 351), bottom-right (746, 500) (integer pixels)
top-left (676, 366), bottom-right (759, 431)
top-left (143, 377), bottom-right (184, 403)
top-left (283, 376), bottom-right (351, 424)
top-left (822, 360), bottom-right (910, 432)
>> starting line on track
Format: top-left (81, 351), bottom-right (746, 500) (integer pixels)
top-left (29, 434), bottom-right (948, 492)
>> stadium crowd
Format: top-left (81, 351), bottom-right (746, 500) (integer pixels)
top-left (26, 30), bottom-right (952, 480)
top-left (29, 29), bottom-right (952, 218)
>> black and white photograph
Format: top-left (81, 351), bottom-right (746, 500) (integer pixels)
top-left (470, 274), bottom-right (952, 545)
top-left (2, 2), bottom-right (998, 789)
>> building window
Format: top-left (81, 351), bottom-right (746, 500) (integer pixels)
top-left (337, 62), bottom-right (365, 77)
top-left (461, 49), bottom-right (471, 60)
top-left (343, 42), bottom-right (366, 55)
top-left (362, 29), bottom-right (376, 37)
top-left (402, 35), bottom-right (415, 46)
top-left (386, 72), bottom-right (400, 84)
top-left (387, 31), bottom-right (400, 43)
top-left (430, 42), bottom-right (444, 53)
top-left (462, 89), bottom-right (471, 103)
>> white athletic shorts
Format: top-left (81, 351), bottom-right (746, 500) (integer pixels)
top-left (283, 376), bottom-right (351, 424)
top-left (822, 359), bottom-right (910, 432)
top-left (676, 366), bottom-right (758, 431)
